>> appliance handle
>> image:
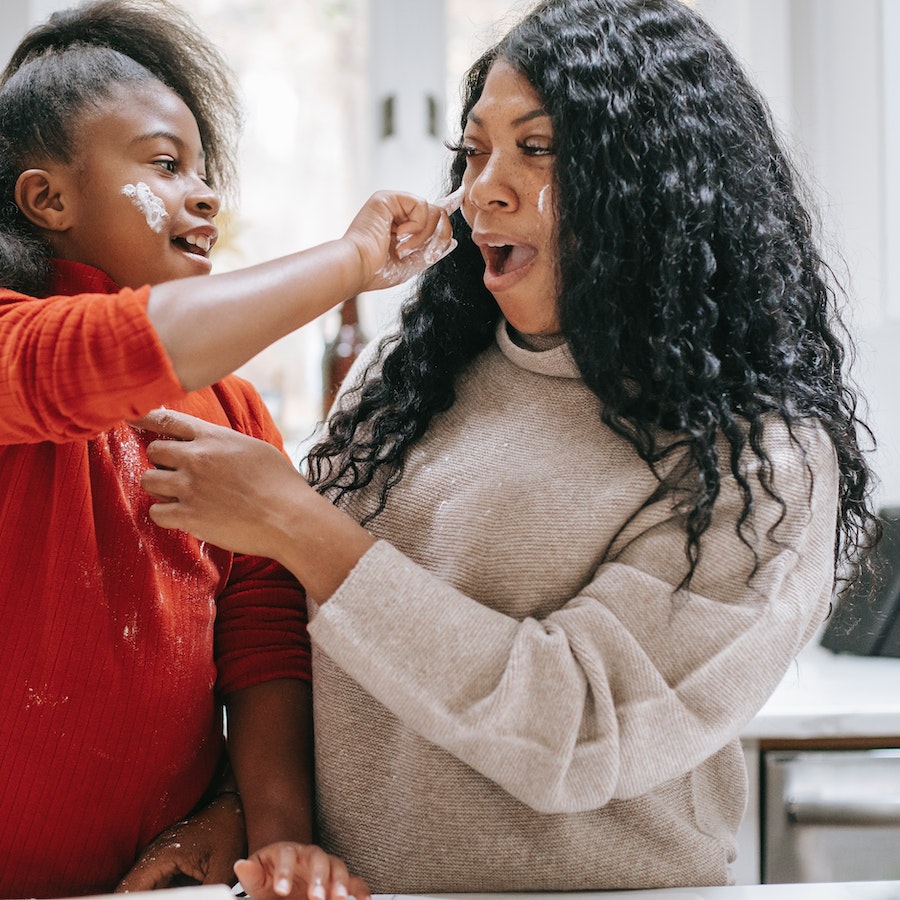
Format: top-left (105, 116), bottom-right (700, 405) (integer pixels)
top-left (787, 798), bottom-right (900, 825)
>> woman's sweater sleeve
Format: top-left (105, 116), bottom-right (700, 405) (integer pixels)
top-left (308, 426), bottom-right (837, 814)
top-left (0, 287), bottom-right (183, 443)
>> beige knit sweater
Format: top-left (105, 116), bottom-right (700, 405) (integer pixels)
top-left (307, 321), bottom-right (837, 892)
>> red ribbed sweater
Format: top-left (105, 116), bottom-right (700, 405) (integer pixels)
top-left (0, 260), bottom-right (310, 897)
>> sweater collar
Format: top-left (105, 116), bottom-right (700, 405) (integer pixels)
top-left (495, 319), bottom-right (581, 379)
top-left (48, 259), bottom-right (120, 297)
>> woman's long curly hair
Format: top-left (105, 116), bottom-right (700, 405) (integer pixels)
top-left (307, 0), bottom-right (878, 591)
top-left (0, 0), bottom-right (242, 296)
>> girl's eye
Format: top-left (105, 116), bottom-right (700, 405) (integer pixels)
top-left (154, 158), bottom-right (178, 173)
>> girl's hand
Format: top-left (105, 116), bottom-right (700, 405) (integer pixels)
top-left (343, 187), bottom-right (461, 292)
top-left (115, 791), bottom-right (245, 891)
top-left (234, 842), bottom-right (371, 900)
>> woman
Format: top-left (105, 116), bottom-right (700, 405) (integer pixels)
top-left (140, 0), bottom-right (878, 893)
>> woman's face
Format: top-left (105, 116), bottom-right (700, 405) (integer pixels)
top-left (459, 58), bottom-right (559, 335)
top-left (44, 79), bottom-right (219, 289)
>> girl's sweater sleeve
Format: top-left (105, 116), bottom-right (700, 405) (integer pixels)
top-left (308, 426), bottom-right (837, 814)
top-left (0, 287), bottom-right (183, 444)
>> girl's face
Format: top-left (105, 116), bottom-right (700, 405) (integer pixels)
top-left (47, 79), bottom-right (219, 289)
top-left (459, 59), bottom-right (559, 335)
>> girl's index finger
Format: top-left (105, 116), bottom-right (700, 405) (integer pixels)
top-left (393, 186), bottom-right (463, 244)
top-left (435, 184), bottom-right (464, 215)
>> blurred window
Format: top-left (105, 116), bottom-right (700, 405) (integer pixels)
top-left (187, 0), bottom-right (531, 455)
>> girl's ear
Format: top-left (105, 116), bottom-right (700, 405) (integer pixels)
top-left (14, 168), bottom-right (70, 232)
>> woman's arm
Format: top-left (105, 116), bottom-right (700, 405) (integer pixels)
top-left (139, 409), bottom-right (372, 602)
top-left (139, 411), bottom-right (838, 813)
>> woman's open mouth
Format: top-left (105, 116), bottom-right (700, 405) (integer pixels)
top-left (481, 241), bottom-right (538, 293)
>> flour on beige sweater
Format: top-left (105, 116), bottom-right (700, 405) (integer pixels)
top-left (307, 321), bottom-right (837, 892)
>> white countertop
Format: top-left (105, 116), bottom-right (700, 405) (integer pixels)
top-left (742, 640), bottom-right (900, 740)
top-left (97, 884), bottom-right (900, 900)
top-left (396, 884), bottom-right (900, 899)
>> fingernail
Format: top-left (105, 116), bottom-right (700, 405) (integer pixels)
top-left (436, 185), bottom-right (465, 214)
top-left (276, 877), bottom-right (291, 896)
top-left (310, 879), bottom-right (326, 900)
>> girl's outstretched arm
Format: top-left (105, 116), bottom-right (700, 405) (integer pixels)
top-left (147, 190), bottom-right (455, 392)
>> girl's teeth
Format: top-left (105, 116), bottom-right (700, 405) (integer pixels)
top-left (183, 234), bottom-right (211, 252)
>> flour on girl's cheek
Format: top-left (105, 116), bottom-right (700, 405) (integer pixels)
top-left (121, 182), bottom-right (169, 232)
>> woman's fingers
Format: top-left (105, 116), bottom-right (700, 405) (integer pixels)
top-left (131, 406), bottom-right (201, 441)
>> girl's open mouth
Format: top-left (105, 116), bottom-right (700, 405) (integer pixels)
top-left (172, 234), bottom-right (213, 256)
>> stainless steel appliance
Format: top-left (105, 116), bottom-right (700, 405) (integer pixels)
top-left (764, 749), bottom-right (900, 883)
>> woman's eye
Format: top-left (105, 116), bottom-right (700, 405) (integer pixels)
top-left (154, 158), bottom-right (178, 173)
top-left (444, 140), bottom-right (483, 158)
top-left (520, 142), bottom-right (555, 157)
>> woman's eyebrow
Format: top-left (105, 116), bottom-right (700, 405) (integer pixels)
top-left (467, 108), bottom-right (550, 128)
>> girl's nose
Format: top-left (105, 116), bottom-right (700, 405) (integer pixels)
top-left (190, 176), bottom-right (220, 217)
top-left (466, 154), bottom-right (518, 212)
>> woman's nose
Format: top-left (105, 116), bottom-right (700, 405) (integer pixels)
top-left (466, 154), bottom-right (518, 212)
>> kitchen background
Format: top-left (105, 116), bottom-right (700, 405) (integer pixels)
top-left (1, 0), bottom-right (897, 502)
top-left (3, 2), bottom-right (900, 886)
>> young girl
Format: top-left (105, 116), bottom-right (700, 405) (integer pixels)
top-left (138, 0), bottom-right (878, 896)
top-left (0, 0), bottom-right (450, 896)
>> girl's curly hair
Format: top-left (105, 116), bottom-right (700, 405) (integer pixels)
top-left (0, 0), bottom-right (242, 296)
top-left (307, 0), bottom-right (879, 592)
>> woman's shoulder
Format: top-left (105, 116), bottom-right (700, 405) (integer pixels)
top-left (750, 415), bottom-right (837, 477)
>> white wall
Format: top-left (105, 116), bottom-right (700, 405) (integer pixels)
top-left (364, 0), bottom-right (448, 335)
top-left (0, 0), bottom-right (70, 69)
top-left (697, 0), bottom-right (899, 507)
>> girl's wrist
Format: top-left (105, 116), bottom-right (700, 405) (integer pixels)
top-left (332, 235), bottom-right (372, 298)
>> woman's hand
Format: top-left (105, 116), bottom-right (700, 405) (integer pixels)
top-left (136, 409), bottom-right (375, 602)
top-left (115, 792), bottom-right (246, 891)
top-left (136, 410), bottom-right (303, 561)
top-left (234, 842), bottom-right (370, 900)
top-left (343, 187), bottom-right (460, 292)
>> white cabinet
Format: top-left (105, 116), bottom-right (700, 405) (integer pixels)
top-left (737, 645), bottom-right (900, 884)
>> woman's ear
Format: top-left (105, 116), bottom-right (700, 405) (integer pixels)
top-left (14, 168), bottom-right (70, 232)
